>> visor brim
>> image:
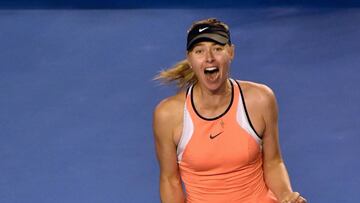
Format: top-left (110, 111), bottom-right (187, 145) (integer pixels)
top-left (187, 33), bottom-right (229, 51)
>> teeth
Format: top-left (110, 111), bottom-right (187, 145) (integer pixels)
top-left (204, 66), bottom-right (219, 75)
top-left (205, 67), bottom-right (218, 71)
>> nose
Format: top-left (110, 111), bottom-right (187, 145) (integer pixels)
top-left (205, 49), bottom-right (215, 63)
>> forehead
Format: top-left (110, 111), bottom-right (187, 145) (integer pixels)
top-left (192, 41), bottom-right (224, 48)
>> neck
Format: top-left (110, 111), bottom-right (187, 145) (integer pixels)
top-left (193, 79), bottom-right (232, 109)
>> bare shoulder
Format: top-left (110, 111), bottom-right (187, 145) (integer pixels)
top-left (237, 80), bottom-right (276, 107)
top-left (153, 91), bottom-right (186, 140)
top-left (235, 80), bottom-right (279, 128)
top-left (154, 91), bottom-right (186, 121)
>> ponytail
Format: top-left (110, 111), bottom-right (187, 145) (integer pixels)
top-left (155, 59), bottom-right (197, 90)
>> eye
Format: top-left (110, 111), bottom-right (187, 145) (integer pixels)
top-left (193, 48), bottom-right (204, 54)
top-left (214, 46), bottom-right (224, 52)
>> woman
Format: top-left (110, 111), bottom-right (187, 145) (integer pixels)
top-left (153, 18), bottom-right (306, 203)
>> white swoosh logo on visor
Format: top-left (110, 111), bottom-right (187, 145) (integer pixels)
top-left (199, 27), bottom-right (208, 32)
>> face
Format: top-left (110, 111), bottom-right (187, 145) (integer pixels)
top-left (187, 41), bottom-right (234, 92)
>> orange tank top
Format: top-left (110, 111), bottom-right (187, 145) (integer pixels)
top-left (177, 79), bottom-right (278, 203)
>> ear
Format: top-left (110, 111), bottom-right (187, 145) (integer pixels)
top-left (186, 51), bottom-right (193, 69)
top-left (228, 44), bottom-right (235, 61)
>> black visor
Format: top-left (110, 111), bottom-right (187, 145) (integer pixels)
top-left (187, 23), bottom-right (231, 51)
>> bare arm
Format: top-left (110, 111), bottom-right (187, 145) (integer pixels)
top-left (260, 86), bottom-right (306, 203)
top-left (153, 99), bottom-right (185, 203)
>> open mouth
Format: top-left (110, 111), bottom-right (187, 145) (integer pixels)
top-left (204, 66), bottom-right (219, 75)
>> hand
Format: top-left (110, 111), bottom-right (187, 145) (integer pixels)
top-left (281, 192), bottom-right (307, 203)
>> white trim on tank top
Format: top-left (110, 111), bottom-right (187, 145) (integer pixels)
top-left (177, 86), bottom-right (194, 163)
top-left (176, 80), bottom-right (262, 163)
top-left (232, 79), bottom-right (262, 148)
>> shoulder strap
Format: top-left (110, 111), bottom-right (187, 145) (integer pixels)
top-left (233, 79), bottom-right (262, 140)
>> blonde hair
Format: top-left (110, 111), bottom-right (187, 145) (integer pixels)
top-left (155, 59), bottom-right (196, 90)
top-left (155, 18), bottom-right (230, 90)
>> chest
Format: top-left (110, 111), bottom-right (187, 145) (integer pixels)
top-left (180, 119), bottom-right (261, 172)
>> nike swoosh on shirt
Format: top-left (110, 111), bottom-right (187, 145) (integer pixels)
top-left (209, 131), bottom-right (223, 139)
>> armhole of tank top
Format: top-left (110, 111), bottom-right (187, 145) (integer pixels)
top-left (234, 80), bottom-right (262, 140)
top-left (176, 85), bottom-right (194, 163)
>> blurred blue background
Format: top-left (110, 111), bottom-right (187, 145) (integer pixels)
top-left (0, 0), bottom-right (360, 8)
top-left (0, 1), bottom-right (359, 203)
